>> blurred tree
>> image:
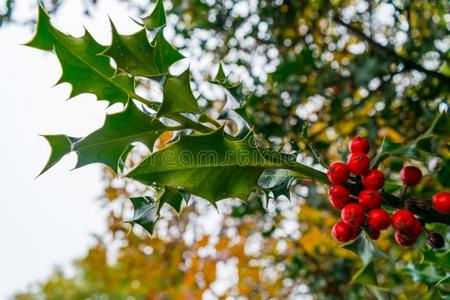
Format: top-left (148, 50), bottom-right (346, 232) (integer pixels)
top-left (11, 0), bottom-right (450, 299)
top-left (14, 166), bottom-right (450, 299)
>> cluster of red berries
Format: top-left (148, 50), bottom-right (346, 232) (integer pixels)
top-left (327, 136), bottom-right (449, 248)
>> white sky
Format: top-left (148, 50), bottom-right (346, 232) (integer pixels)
top-left (0, 0), bottom-right (146, 298)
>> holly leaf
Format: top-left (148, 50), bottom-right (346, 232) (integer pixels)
top-left (364, 285), bottom-right (391, 300)
top-left (213, 63), bottom-right (227, 84)
top-left (212, 64), bottom-right (252, 137)
top-left (127, 129), bottom-right (281, 203)
top-left (117, 144), bottom-right (135, 173)
top-left (40, 102), bottom-right (170, 174)
top-left (157, 69), bottom-right (202, 116)
top-left (420, 249), bottom-right (450, 269)
top-left (72, 103), bottom-right (170, 171)
top-left (404, 263), bottom-right (448, 286)
top-left (102, 21), bottom-right (183, 77)
top-left (128, 196), bottom-right (159, 234)
top-left (219, 107), bottom-right (252, 139)
top-left (26, 4), bottom-right (135, 105)
top-left (343, 233), bottom-right (386, 265)
top-left (210, 64), bottom-right (246, 108)
top-left (302, 122), bottom-right (328, 168)
top-left (156, 186), bottom-right (190, 214)
top-left (414, 111), bottom-right (450, 152)
top-left (371, 137), bottom-right (423, 168)
top-left (142, 0), bottom-right (166, 29)
top-left (38, 135), bottom-right (72, 176)
top-left (437, 160), bottom-right (450, 188)
top-left (424, 111), bottom-right (450, 138)
top-left (352, 262), bottom-right (377, 285)
top-left (258, 169), bottom-right (298, 199)
top-left (372, 112), bottom-right (450, 167)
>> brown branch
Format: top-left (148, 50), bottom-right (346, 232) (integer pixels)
top-left (333, 15), bottom-right (450, 85)
top-left (381, 191), bottom-right (450, 225)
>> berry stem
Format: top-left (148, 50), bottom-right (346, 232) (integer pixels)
top-left (349, 194), bottom-right (359, 201)
top-left (381, 191), bottom-right (450, 225)
top-left (399, 184), bottom-right (408, 205)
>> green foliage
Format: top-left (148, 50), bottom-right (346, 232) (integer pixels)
top-left (127, 129), bottom-right (280, 202)
top-left (128, 196), bottom-right (159, 234)
top-left (343, 233), bottom-right (386, 266)
top-left (39, 135), bottom-right (72, 176)
top-left (371, 112), bottom-right (450, 167)
top-left (26, 5), bottom-right (135, 105)
top-left (156, 186), bottom-right (190, 214)
top-left (104, 23), bottom-right (183, 77)
top-left (142, 0), bottom-right (166, 29)
top-left (157, 69), bottom-right (202, 116)
top-left (41, 102), bottom-right (170, 172)
top-left (17, 0), bottom-right (450, 298)
top-left (258, 169), bottom-right (298, 199)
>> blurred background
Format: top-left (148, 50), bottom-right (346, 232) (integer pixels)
top-left (1, 0), bottom-right (449, 299)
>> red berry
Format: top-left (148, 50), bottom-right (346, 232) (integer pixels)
top-left (403, 219), bottom-right (422, 239)
top-left (341, 203), bottom-right (366, 227)
top-left (358, 189), bottom-right (382, 210)
top-left (327, 162), bottom-right (350, 184)
top-left (368, 228), bottom-right (380, 240)
top-left (400, 166), bottom-right (422, 186)
top-left (333, 85), bottom-right (341, 95)
top-left (349, 136), bottom-right (370, 154)
top-left (367, 208), bottom-right (391, 230)
top-left (362, 170), bottom-right (385, 190)
top-left (329, 185), bottom-right (349, 209)
top-left (432, 192), bottom-right (450, 214)
top-left (330, 199), bottom-right (344, 210)
top-left (391, 209), bottom-right (416, 232)
top-left (395, 231), bottom-right (417, 247)
top-left (332, 221), bottom-right (356, 242)
top-left (347, 153), bottom-right (370, 176)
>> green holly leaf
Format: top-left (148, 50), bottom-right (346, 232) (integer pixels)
top-left (343, 233), bottom-right (386, 265)
top-left (25, 3), bottom-right (53, 51)
top-left (210, 64), bottom-right (246, 107)
top-left (301, 122), bottom-right (328, 168)
top-left (372, 112), bottom-right (450, 167)
top-left (371, 137), bottom-right (423, 168)
top-left (212, 63), bottom-right (227, 84)
top-left (72, 103), bottom-right (169, 171)
top-left (404, 263), bottom-right (448, 286)
top-left (38, 135), bottom-right (72, 176)
top-left (212, 64), bottom-right (253, 137)
top-left (258, 169), bottom-right (298, 199)
top-left (102, 21), bottom-right (183, 77)
top-left (157, 69), bottom-right (202, 116)
top-left (218, 107), bottom-right (251, 139)
top-left (437, 160), bottom-right (450, 188)
top-left (26, 4), bottom-right (135, 105)
top-left (40, 103), bottom-right (170, 174)
top-left (425, 111), bottom-right (450, 138)
top-left (352, 262), bottom-right (377, 285)
top-left (364, 285), bottom-right (391, 300)
top-left (142, 0), bottom-right (166, 29)
top-left (156, 186), bottom-right (190, 214)
top-left (127, 129), bottom-right (281, 203)
top-left (117, 144), bottom-right (135, 173)
top-left (420, 249), bottom-right (450, 269)
top-left (128, 196), bottom-right (159, 234)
